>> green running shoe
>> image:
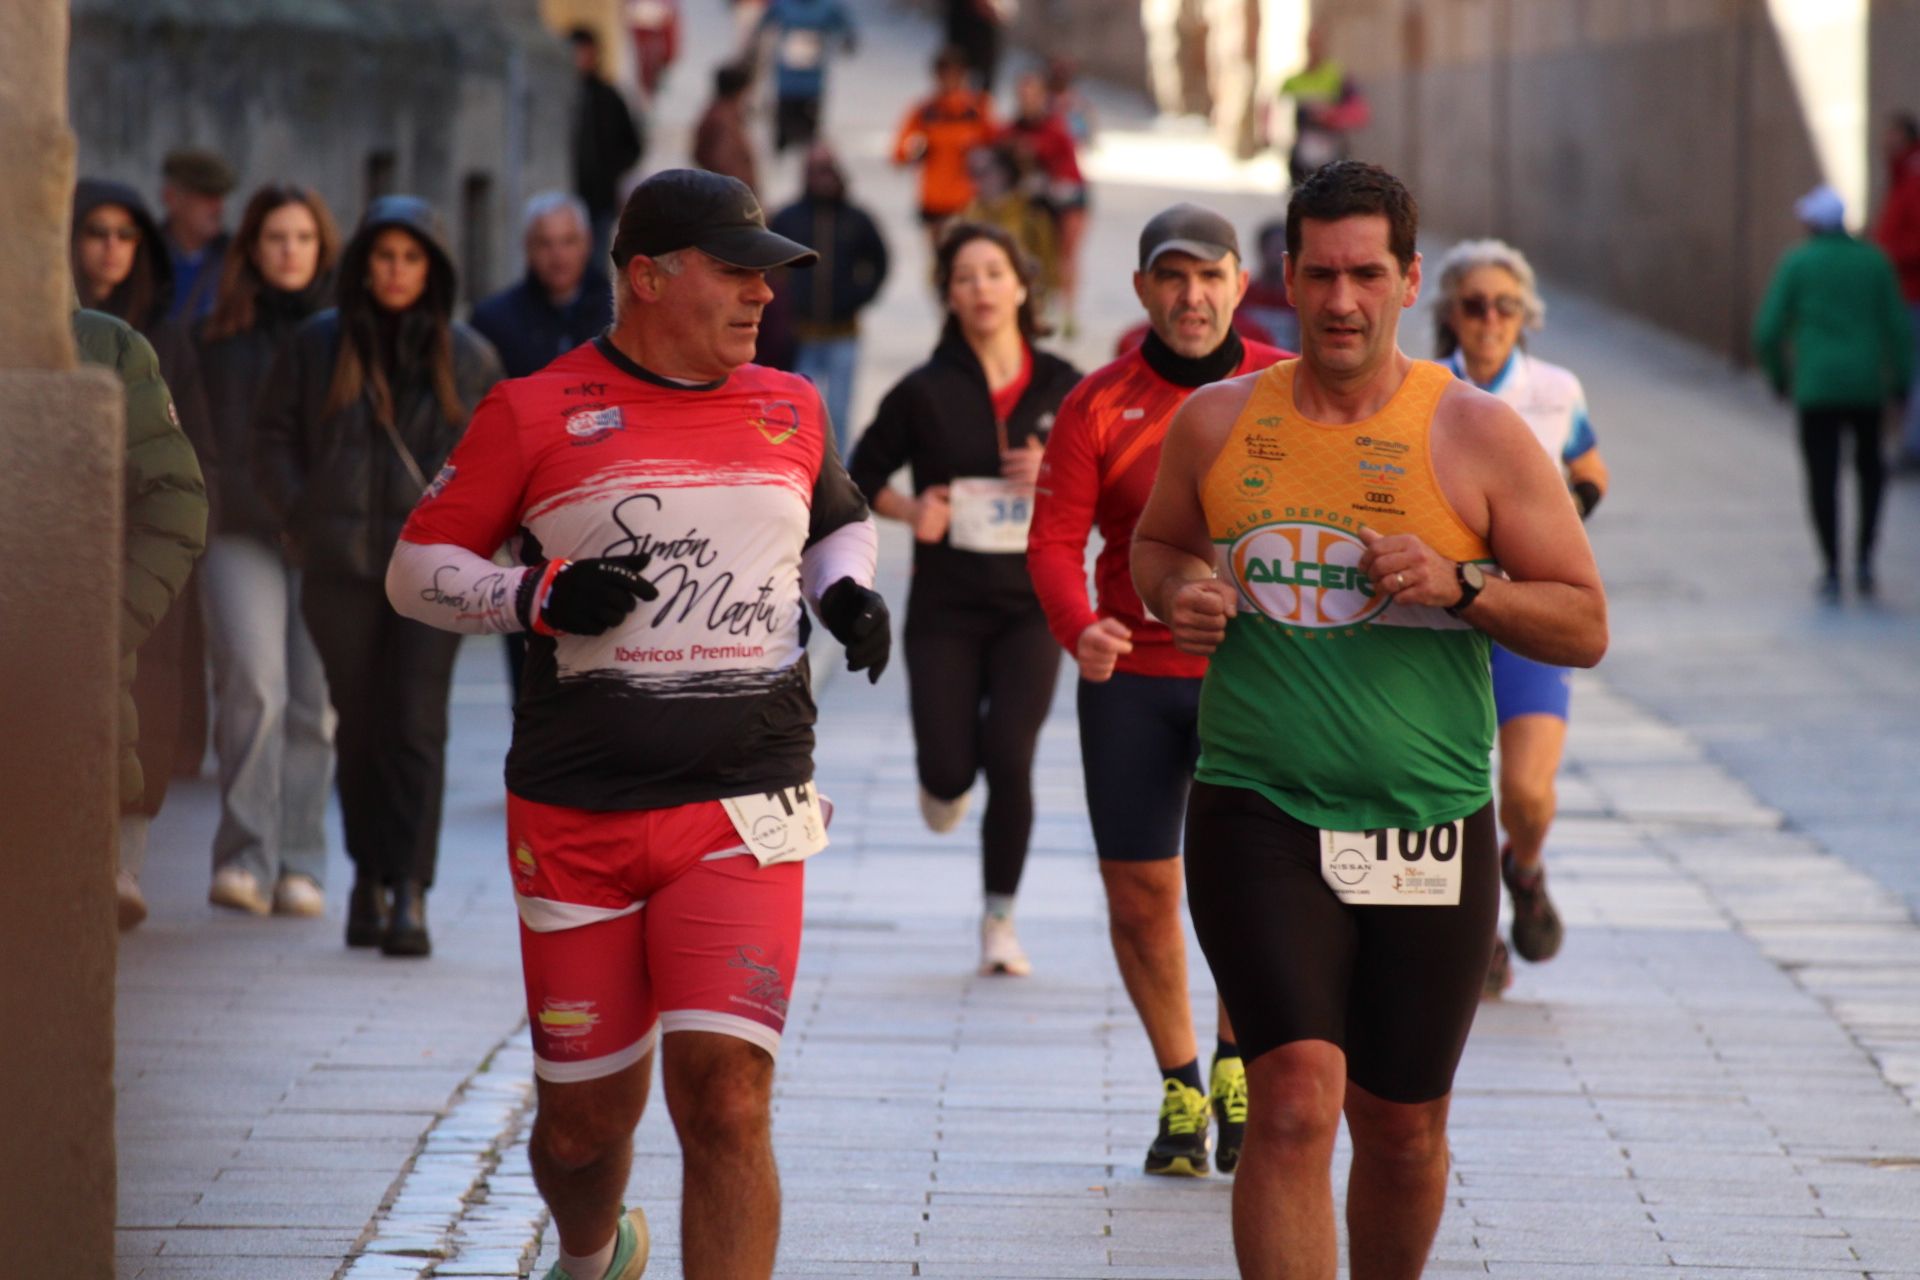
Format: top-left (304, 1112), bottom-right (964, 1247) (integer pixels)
top-left (544, 1205), bottom-right (649, 1280)
top-left (1145, 1077), bottom-right (1211, 1177)
top-left (1209, 1055), bottom-right (1248, 1173)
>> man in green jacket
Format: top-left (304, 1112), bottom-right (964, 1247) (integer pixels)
top-left (74, 307), bottom-right (209, 929)
top-left (1754, 184), bottom-right (1914, 600)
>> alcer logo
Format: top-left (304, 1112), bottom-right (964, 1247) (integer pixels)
top-left (1229, 521), bottom-right (1387, 628)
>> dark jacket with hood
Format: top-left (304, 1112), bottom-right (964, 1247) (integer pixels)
top-left (72, 307), bottom-right (209, 807)
top-left (469, 264), bottom-right (613, 379)
top-left (254, 195), bottom-right (503, 579)
top-left (849, 322), bottom-right (1079, 609)
top-left (74, 178), bottom-right (219, 523)
top-left (769, 173), bottom-right (889, 338)
top-left (196, 273), bottom-right (333, 540)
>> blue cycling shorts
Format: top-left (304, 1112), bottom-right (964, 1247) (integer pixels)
top-left (1491, 644), bottom-right (1572, 724)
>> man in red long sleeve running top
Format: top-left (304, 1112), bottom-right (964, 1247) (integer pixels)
top-left (1027, 203), bottom-right (1287, 1178)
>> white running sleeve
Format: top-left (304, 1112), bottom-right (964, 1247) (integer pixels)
top-left (800, 516), bottom-right (879, 609)
top-left (385, 539), bottom-right (534, 634)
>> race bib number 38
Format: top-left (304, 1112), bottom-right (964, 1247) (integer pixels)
top-left (1319, 821), bottom-right (1465, 906)
top-left (721, 783), bottom-right (829, 867)
top-left (947, 477), bottom-right (1033, 554)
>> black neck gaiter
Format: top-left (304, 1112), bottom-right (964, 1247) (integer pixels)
top-left (1140, 326), bottom-right (1245, 388)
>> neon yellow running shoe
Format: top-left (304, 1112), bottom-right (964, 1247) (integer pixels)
top-left (1210, 1055), bottom-right (1248, 1173)
top-left (1145, 1078), bottom-right (1211, 1177)
top-left (544, 1205), bottom-right (649, 1279)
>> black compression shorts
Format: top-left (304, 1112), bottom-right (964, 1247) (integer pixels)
top-left (1076, 672), bottom-right (1201, 861)
top-left (1183, 781), bottom-right (1499, 1103)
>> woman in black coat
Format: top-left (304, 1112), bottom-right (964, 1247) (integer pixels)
top-left (72, 177), bottom-right (218, 895)
top-left (255, 195), bottom-right (503, 957)
top-left (196, 184), bottom-right (342, 921)
top-left (848, 220), bottom-right (1080, 979)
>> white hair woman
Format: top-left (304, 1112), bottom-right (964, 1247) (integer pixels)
top-left (1432, 237), bottom-right (1610, 997)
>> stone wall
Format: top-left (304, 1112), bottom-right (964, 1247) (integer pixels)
top-left (67, 0), bottom-right (576, 303)
top-left (1309, 0), bottom-right (1889, 362)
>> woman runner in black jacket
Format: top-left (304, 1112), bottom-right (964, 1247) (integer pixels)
top-left (196, 184), bottom-right (342, 921)
top-left (255, 195), bottom-right (502, 957)
top-left (849, 221), bottom-right (1080, 978)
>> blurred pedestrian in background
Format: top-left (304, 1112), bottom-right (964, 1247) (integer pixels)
top-left (1239, 216), bottom-right (1298, 350)
top-left (196, 183), bottom-right (341, 920)
top-left (960, 142), bottom-right (1056, 317)
top-left (1045, 56), bottom-right (1095, 145)
top-left (849, 222), bottom-right (1079, 979)
top-left (944, 0), bottom-right (1010, 93)
top-left (470, 191), bottom-right (615, 701)
top-left (1278, 25), bottom-right (1369, 185)
top-left (757, 0), bottom-right (856, 154)
top-left (72, 176), bottom-right (219, 903)
top-left (894, 46), bottom-right (997, 251)
top-left (695, 63), bottom-right (761, 196)
top-left (1876, 111), bottom-right (1920, 468)
top-left (770, 144), bottom-right (890, 454)
top-left (159, 147), bottom-right (234, 325)
top-left (471, 192), bottom-right (612, 380)
top-left (256, 196), bottom-right (503, 957)
top-left (73, 305), bottom-right (208, 932)
top-left (1755, 184), bottom-right (1913, 601)
top-left (1004, 70), bottom-right (1086, 335)
top-left (570, 26), bottom-right (646, 264)
top-left (625, 0), bottom-right (681, 103)
top-left (1433, 238), bottom-right (1608, 997)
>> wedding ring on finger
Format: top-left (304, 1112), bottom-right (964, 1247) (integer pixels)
top-left (1394, 571), bottom-right (1407, 590)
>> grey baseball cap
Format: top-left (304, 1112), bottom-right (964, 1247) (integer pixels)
top-left (1139, 203), bottom-right (1240, 269)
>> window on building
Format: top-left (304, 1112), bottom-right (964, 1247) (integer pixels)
top-left (365, 150), bottom-right (397, 206)
top-left (462, 172), bottom-right (495, 303)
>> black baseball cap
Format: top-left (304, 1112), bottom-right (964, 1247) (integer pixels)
top-left (1138, 202), bottom-right (1240, 269)
top-left (610, 169), bottom-right (818, 271)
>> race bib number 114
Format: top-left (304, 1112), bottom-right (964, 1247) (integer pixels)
top-left (1318, 821), bottom-right (1465, 906)
top-left (721, 783), bottom-right (829, 867)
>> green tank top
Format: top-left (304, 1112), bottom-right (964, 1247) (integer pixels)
top-left (1195, 360), bottom-right (1495, 830)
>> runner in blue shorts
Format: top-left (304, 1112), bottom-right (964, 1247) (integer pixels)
top-left (1434, 238), bottom-right (1611, 995)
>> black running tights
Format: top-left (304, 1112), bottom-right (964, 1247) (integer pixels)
top-left (1798, 405), bottom-right (1887, 574)
top-left (905, 603), bottom-right (1062, 897)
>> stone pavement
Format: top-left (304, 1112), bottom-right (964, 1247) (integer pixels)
top-left (115, 0), bottom-right (1920, 1276)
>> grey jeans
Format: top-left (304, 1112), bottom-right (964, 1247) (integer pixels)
top-left (199, 534), bottom-right (336, 885)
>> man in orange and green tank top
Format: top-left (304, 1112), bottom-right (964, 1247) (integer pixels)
top-left (1132, 162), bottom-right (1607, 1278)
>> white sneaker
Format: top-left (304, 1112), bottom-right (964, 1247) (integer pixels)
top-left (209, 867), bottom-right (271, 916)
top-left (979, 913), bottom-right (1032, 977)
top-left (116, 871), bottom-right (147, 932)
top-left (273, 874), bottom-right (326, 918)
top-left (919, 786), bottom-right (971, 834)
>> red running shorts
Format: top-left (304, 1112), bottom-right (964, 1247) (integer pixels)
top-left (507, 793), bottom-right (805, 1083)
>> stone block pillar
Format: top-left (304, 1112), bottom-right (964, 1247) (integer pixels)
top-left (0, 0), bottom-right (126, 1270)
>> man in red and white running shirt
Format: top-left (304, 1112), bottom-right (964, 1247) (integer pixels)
top-left (1028, 203), bottom-right (1287, 1179)
top-left (387, 169), bottom-right (890, 1280)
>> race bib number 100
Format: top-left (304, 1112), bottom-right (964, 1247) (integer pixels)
top-left (721, 783), bottom-right (829, 867)
top-left (1318, 821), bottom-right (1465, 906)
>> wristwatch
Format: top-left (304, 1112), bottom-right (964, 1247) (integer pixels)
top-left (1444, 561), bottom-right (1486, 616)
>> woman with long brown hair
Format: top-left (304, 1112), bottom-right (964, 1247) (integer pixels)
top-left (848, 221), bottom-right (1080, 978)
top-left (196, 183), bottom-right (343, 920)
top-left (255, 196), bottom-right (502, 957)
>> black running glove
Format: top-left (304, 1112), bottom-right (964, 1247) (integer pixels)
top-left (1571, 480), bottom-right (1602, 521)
top-left (515, 553), bottom-right (658, 636)
top-left (817, 577), bottom-right (891, 684)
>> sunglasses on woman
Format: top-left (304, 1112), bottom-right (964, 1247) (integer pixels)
top-left (1457, 294), bottom-right (1523, 320)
